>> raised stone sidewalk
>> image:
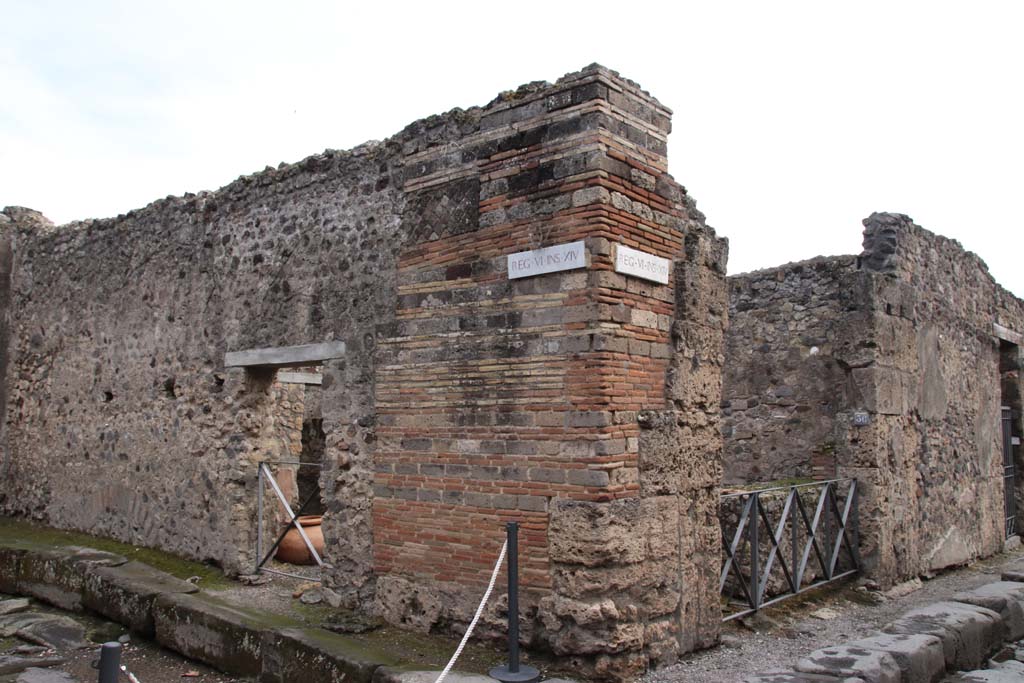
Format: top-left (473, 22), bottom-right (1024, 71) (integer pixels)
top-left (742, 558), bottom-right (1024, 682)
top-left (0, 537), bottom-right (455, 682)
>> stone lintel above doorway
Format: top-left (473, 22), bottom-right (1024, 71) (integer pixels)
top-left (994, 323), bottom-right (1023, 346)
top-left (224, 341), bottom-right (346, 369)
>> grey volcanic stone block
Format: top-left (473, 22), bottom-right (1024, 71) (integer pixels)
top-left (153, 592), bottom-right (283, 677)
top-left (999, 559), bottom-right (1024, 583)
top-left (15, 669), bottom-right (80, 683)
top-left (882, 601), bottom-right (1002, 671)
top-left (82, 561), bottom-right (197, 637)
top-left (992, 660), bottom-right (1024, 674)
top-left (0, 612), bottom-right (90, 650)
top-left (372, 671), bottom-right (502, 683)
top-left (795, 644), bottom-right (901, 682)
top-left (18, 546), bottom-right (127, 612)
top-left (847, 633), bottom-right (944, 683)
top-left (741, 672), bottom-right (867, 682)
top-left (262, 627), bottom-right (398, 683)
top-left (0, 547), bottom-right (25, 594)
top-left (953, 581), bottom-right (1024, 641)
top-left (948, 670), bottom-right (1024, 682)
top-left (0, 597), bottom-right (30, 615)
top-left (0, 656), bottom-right (66, 675)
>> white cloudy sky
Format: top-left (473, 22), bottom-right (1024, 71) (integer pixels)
top-left (1, 1), bottom-right (1022, 295)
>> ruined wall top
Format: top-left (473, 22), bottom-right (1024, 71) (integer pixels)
top-left (860, 211), bottom-right (1023, 330)
top-left (2, 63), bottom-right (673, 238)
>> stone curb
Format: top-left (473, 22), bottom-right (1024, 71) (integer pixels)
top-left (84, 560), bottom-right (199, 637)
top-left (0, 541), bottom-right (404, 683)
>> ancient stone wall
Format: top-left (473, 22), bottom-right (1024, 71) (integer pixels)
top-left (0, 65), bottom-right (727, 679)
top-left (0, 143), bottom-right (405, 576)
top-left (849, 212), bottom-right (1024, 584)
top-left (723, 256), bottom-right (860, 484)
top-left (722, 212), bottom-right (1024, 588)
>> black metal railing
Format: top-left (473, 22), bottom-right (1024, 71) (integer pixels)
top-left (1003, 407), bottom-right (1017, 539)
top-left (719, 478), bottom-right (860, 621)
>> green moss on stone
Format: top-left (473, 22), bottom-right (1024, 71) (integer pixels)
top-left (0, 517), bottom-right (229, 589)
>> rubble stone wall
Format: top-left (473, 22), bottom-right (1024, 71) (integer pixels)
top-left (723, 256), bottom-right (861, 484)
top-left (0, 141), bottom-right (406, 576)
top-left (722, 212), bottom-right (1024, 588)
top-left (850, 212), bottom-right (1024, 584)
top-left (0, 65), bottom-right (727, 679)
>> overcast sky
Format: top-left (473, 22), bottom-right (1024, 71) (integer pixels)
top-left (1, 1), bottom-right (1021, 295)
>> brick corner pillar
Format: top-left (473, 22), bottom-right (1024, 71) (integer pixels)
top-left (369, 65), bottom-right (728, 680)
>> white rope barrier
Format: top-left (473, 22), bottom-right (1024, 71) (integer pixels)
top-left (433, 540), bottom-right (508, 683)
top-left (120, 664), bottom-right (142, 683)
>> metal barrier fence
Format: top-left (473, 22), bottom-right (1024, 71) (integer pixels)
top-left (719, 478), bottom-right (860, 621)
top-left (255, 460), bottom-right (325, 580)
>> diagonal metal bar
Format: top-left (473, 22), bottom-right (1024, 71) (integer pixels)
top-left (749, 493), bottom-right (760, 609)
top-left (720, 495), bottom-right (754, 589)
top-left (720, 541), bottom-right (756, 609)
top-left (796, 486), bottom-right (830, 583)
top-left (824, 484), bottom-right (843, 577)
top-left (720, 495), bottom-right (756, 607)
top-left (827, 480), bottom-right (859, 574)
top-left (757, 489), bottom-right (797, 603)
top-left (257, 487), bottom-right (321, 569)
top-left (256, 463), bottom-right (264, 574)
top-left (260, 463), bottom-right (324, 566)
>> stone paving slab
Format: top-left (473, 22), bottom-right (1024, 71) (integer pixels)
top-left (952, 581), bottom-right (1024, 642)
top-left (82, 560), bottom-right (198, 637)
top-left (372, 672), bottom-right (499, 683)
top-left (845, 633), bottom-right (944, 683)
top-left (739, 672), bottom-right (867, 682)
top-left (14, 669), bottom-right (79, 683)
top-left (947, 671), bottom-right (1024, 682)
top-left (795, 644), bottom-right (901, 683)
top-left (0, 657), bottom-right (65, 677)
top-left (881, 601), bottom-right (1002, 671)
top-left (999, 559), bottom-right (1024, 584)
top-left (0, 599), bottom-right (30, 616)
top-left (0, 613), bottom-right (90, 650)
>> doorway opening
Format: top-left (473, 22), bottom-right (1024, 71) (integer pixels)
top-left (223, 341), bottom-right (345, 577)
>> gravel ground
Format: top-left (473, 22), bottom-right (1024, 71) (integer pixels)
top-left (0, 603), bottom-right (250, 683)
top-left (643, 549), bottom-right (1024, 683)
top-left (58, 638), bottom-right (251, 683)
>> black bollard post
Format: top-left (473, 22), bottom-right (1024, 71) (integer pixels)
top-left (489, 522), bottom-right (540, 683)
top-left (97, 642), bottom-right (121, 683)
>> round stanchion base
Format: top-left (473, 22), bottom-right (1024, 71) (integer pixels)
top-left (488, 664), bottom-right (541, 683)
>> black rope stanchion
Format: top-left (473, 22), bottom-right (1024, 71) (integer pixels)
top-left (489, 522), bottom-right (540, 683)
top-left (96, 642), bottom-right (121, 683)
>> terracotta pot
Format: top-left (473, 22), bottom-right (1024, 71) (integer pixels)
top-left (275, 515), bottom-right (325, 565)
